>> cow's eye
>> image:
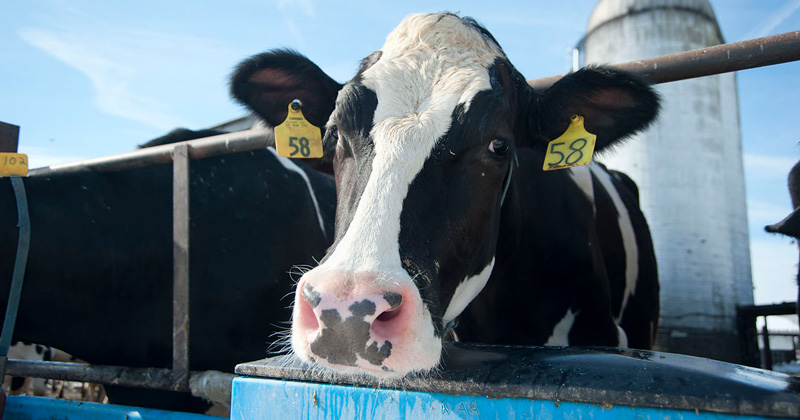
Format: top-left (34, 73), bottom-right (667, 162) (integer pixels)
top-left (488, 138), bottom-right (508, 155)
top-left (329, 125), bottom-right (340, 142)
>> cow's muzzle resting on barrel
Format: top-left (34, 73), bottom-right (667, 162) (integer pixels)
top-left (231, 12), bottom-right (660, 378)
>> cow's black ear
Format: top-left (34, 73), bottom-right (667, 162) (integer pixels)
top-left (531, 66), bottom-right (660, 152)
top-left (230, 49), bottom-right (343, 129)
top-left (766, 208), bottom-right (800, 239)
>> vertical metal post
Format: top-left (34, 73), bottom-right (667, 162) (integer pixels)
top-left (761, 318), bottom-right (773, 371)
top-left (172, 144), bottom-right (190, 390)
top-left (736, 306), bottom-right (760, 367)
top-left (0, 122), bottom-right (20, 153)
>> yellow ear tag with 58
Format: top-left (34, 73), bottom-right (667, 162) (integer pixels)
top-left (274, 100), bottom-right (324, 158)
top-left (542, 115), bottom-right (596, 171)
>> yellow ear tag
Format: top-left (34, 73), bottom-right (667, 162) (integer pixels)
top-left (542, 115), bottom-right (596, 171)
top-left (0, 153), bottom-right (29, 177)
top-left (274, 100), bottom-right (324, 158)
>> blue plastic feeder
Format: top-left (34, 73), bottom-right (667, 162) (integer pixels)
top-left (231, 343), bottom-right (800, 419)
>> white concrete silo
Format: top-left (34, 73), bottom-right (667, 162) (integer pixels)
top-left (583, 0), bottom-right (753, 362)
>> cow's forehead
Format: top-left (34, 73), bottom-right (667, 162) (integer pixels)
top-left (348, 13), bottom-right (505, 148)
top-left (322, 14), bottom-right (507, 275)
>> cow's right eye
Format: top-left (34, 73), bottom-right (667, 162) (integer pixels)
top-left (488, 138), bottom-right (508, 155)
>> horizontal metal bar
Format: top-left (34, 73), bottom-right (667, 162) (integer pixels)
top-left (528, 30), bottom-right (800, 90)
top-left (5, 360), bottom-right (234, 399)
top-left (738, 302), bottom-right (796, 318)
top-left (758, 332), bottom-right (800, 337)
top-left (25, 32), bottom-right (800, 176)
top-left (28, 129), bottom-right (274, 176)
top-left (6, 360), bottom-right (191, 392)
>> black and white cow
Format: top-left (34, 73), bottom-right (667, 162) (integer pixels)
top-left (230, 13), bottom-right (660, 377)
top-left (0, 148), bottom-right (335, 411)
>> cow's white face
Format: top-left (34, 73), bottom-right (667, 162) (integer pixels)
top-left (230, 11), bottom-right (660, 379)
top-left (291, 13), bottom-right (511, 377)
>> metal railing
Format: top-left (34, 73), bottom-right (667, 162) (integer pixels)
top-left (3, 29), bottom-right (800, 399)
top-left (737, 302), bottom-right (798, 370)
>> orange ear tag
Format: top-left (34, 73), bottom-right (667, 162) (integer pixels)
top-left (542, 115), bottom-right (596, 171)
top-left (274, 100), bottom-right (324, 158)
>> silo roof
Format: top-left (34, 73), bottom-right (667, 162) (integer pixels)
top-left (587, 0), bottom-right (719, 35)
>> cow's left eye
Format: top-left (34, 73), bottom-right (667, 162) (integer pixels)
top-left (329, 126), bottom-right (340, 142)
top-left (488, 138), bottom-right (508, 155)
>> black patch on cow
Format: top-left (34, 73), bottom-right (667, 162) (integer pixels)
top-left (308, 299), bottom-right (393, 367)
top-left (383, 292), bottom-right (402, 309)
top-left (0, 146), bottom-right (336, 412)
top-left (322, 84), bottom-right (379, 263)
top-left (302, 285), bottom-right (321, 309)
top-left (396, 60), bottom-right (518, 338)
top-left (364, 340), bottom-right (392, 366)
top-left (354, 51), bottom-right (382, 82)
top-left (349, 300), bottom-right (376, 317)
top-left (10, 376), bottom-right (25, 392)
top-left (230, 49), bottom-right (343, 129)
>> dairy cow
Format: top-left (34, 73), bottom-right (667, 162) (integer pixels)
top-left (230, 13), bottom-right (660, 378)
top-left (0, 149), bottom-right (335, 412)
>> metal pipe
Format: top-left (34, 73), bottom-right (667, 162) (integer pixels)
top-left (762, 320), bottom-right (773, 370)
top-left (528, 30), bottom-right (800, 90)
top-left (737, 302), bottom-right (796, 317)
top-left (27, 129), bottom-right (274, 176)
top-left (21, 33), bottom-right (798, 178)
top-left (6, 360), bottom-right (190, 392)
top-left (172, 143), bottom-right (191, 390)
top-left (5, 361), bottom-right (235, 401)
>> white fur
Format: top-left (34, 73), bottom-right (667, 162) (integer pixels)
top-left (568, 164), bottom-right (595, 207)
top-left (590, 164), bottom-right (639, 322)
top-left (616, 325), bottom-right (629, 348)
top-left (544, 309), bottom-right (578, 346)
top-left (442, 258), bottom-right (495, 327)
top-left (294, 13), bottom-right (505, 376)
top-left (267, 147), bottom-right (327, 239)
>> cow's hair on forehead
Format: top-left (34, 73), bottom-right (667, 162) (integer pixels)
top-left (351, 12), bottom-right (507, 150)
top-left (379, 13), bottom-right (504, 63)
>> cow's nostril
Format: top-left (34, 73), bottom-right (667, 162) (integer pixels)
top-left (297, 286), bottom-right (320, 332)
top-left (376, 307), bottom-right (401, 323)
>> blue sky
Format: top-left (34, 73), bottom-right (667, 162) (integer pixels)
top-left (2, 1), bottom-right (799, 326)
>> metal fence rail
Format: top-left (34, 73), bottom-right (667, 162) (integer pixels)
top-left (7, 29), bottom-right (800, 396)
top-left (737, 302), bottom-right (798, 370)
top-left (28, 129), bottom-right (274, 176)
top-left (528, 30), bottom-right (800, 89)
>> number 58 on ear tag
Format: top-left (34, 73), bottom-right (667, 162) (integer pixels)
top-left (542, 115), bottom-right (596, 171)
top-left (274, 101), bottom-right (324, 158)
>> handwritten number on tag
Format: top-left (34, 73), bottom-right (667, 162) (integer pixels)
top-left (288, 137), bottom-right (312, 157)
top-left (542, 115), bottom-right (596, 171)
top-left (547, 138), bottom-right (589, 168)
top-left (2, 155), bottom-right (26, 166)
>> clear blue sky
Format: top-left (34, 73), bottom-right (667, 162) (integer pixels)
top-left (2, 1), bottom-right (799, 326)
